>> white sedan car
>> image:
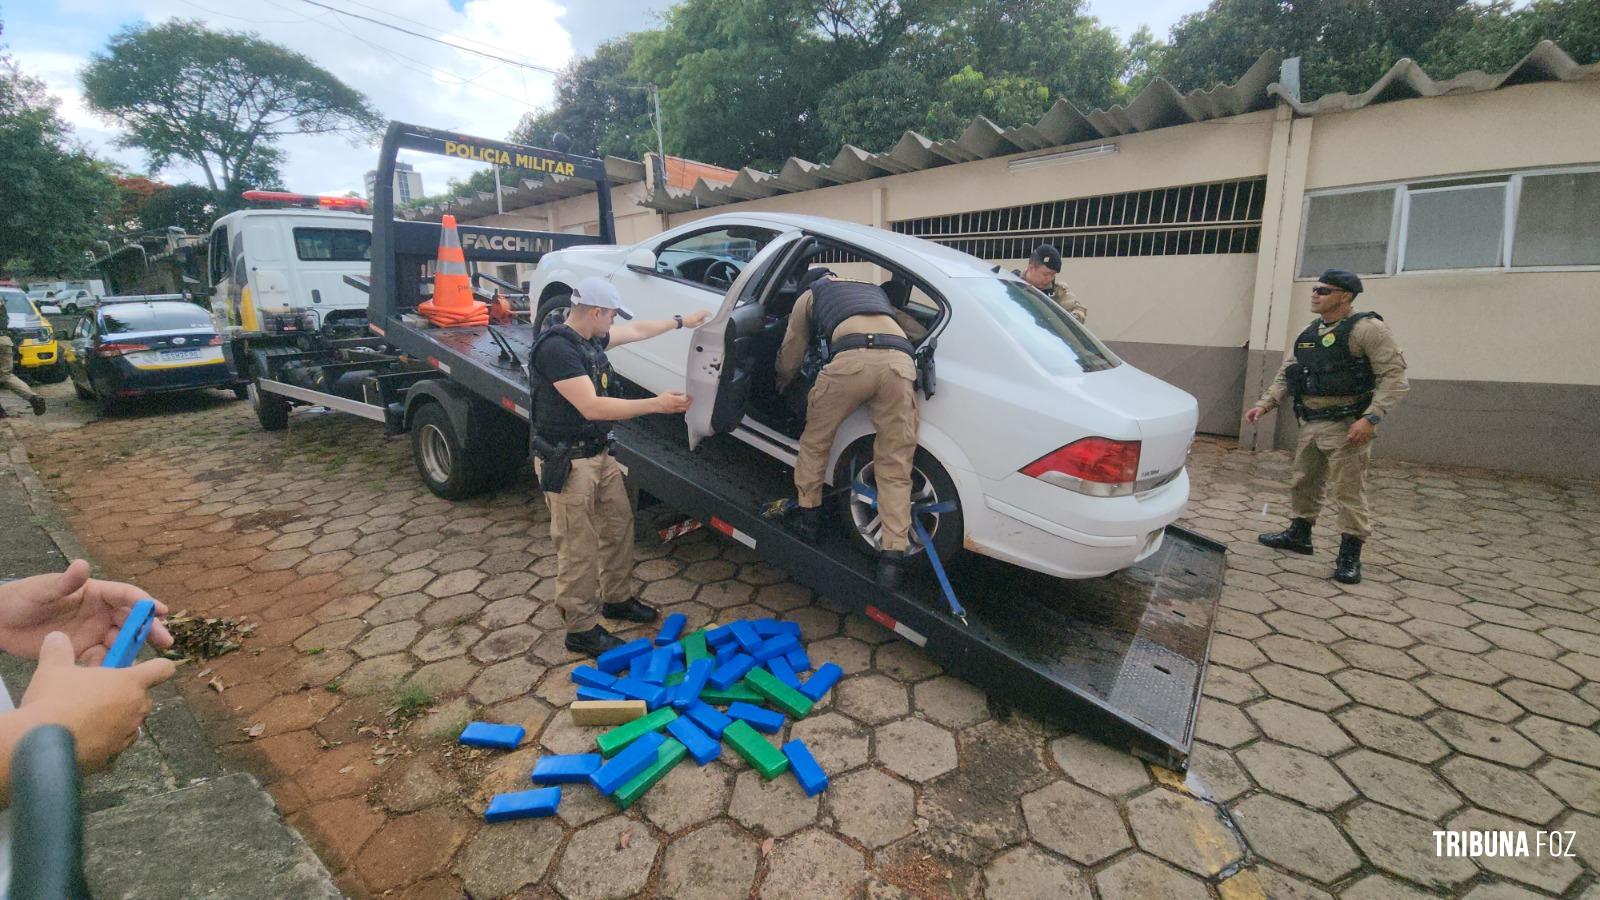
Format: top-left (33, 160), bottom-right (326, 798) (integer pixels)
top-left (528, 213), bottom-right (1197, 580)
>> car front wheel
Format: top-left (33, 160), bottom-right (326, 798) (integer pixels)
top-left (835, 445), bottom-right (964, 566)
top-left (533, 292), bottom-right (572, 334)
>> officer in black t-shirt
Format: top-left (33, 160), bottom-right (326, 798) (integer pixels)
top-left (530, 277), bottom-right (709, 657)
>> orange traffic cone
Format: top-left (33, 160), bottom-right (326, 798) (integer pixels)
top-left (418, 214), bottom-right (488, 327)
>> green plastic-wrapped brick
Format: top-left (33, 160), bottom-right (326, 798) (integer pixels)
top-left (723, 720), bottom-right (789, 780)
top-left (614, 738), bottom-right (688, 808)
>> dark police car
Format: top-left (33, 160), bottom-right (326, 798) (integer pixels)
top-left (63, 295), bottom-right (249, 415)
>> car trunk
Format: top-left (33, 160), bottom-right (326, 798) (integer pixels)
top-left (1079, 365), bottom-right (1198, 484)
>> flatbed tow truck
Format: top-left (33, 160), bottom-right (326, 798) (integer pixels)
top-left (229, 122), bottom-right (1226, 770)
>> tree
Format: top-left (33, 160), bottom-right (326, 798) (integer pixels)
top-left (923, 66), bottom-right (1052, 139)
top-left (104, 174), bottom-right (167, 234)
top-left (513, 35), bottom-right (655, 160)
top-left (1423, 0), bottom-right (1600, 77)
top-left (818, 63), bottom-right (938, 151)
top-left (0, 38), bottom-right (114, 276)
top-left (135, 184), bottom-right (220, 234)
top-left (81, 19), bottom-right (382, 195)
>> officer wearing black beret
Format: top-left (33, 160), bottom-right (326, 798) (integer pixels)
top-left (1014, 244), bottom-right (1087, 323)
top-left (1246, 269), bottom-right (1408, 584)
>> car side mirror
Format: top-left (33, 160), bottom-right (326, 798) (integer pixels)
top-left (624, 246), bottom-right (656, 271)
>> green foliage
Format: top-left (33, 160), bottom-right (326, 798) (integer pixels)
top-left (0, 46), bottom-right (115, 276)
top-left (512, 35), bottom-right (654, 160)
top-left (135, 184), bottom-right (220, 234)
top-left (390, 682), bottom-right (433, 721)
top-left (81, 19), bottom-right (382, 195)
top-left (925, 66), bottom-right (1052, 140)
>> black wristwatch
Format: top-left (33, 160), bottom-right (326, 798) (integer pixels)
top-left (1363, 414), bottom-right (1381, 425)
top-left (673, 314), bottom-right (684, 329)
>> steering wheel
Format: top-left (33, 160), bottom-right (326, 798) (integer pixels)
top-left (704, 259), bottom-right (741, 289)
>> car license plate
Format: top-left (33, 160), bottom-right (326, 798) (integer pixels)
top-left (160, 349), bottom-right (201, 361)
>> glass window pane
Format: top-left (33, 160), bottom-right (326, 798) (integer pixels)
top-left (1513, 172), bottom-right (1600, 267)
top-left (1403, 186), bottom-right (1505, 271)
top-left (292, 228), bottom-right (371, 262)
top-left (1299, 189), bottom-right (1393, 277)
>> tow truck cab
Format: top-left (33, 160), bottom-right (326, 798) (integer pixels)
top-left (207, 191), bottom-right (374, 339)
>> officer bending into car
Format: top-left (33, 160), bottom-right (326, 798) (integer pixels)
top-left (776, 268), bottom-right (922, 589)
top-left (528, 277), bottom-right (708, 657)
top-left (0, 297), bottom-right (46, 417)
top-left (1014, 243), bottom-right (1087, 323)
top-left (1246, 269), bottom-right (1408, 585)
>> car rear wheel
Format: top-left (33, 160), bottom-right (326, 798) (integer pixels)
top-left (94, 385), bottom-right (119, 417)
top-left (250, 381), bottom-right (290, 431)
top-left (72, 380), bottom-right (92, 401)
top-left (37, 361), bottom-right (67, 384)
top-left (834, 445), bottom-right (963, 566)
top-left (411, 401), bottom-right (490, 500)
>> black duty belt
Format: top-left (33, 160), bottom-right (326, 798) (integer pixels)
top-left (534, 433), bottom-right (611, 459)
top-left (830, 332), bottom-right (914, 357)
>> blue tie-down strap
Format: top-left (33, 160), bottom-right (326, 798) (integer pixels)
top-left (851, 479), bottom-right (968, 625)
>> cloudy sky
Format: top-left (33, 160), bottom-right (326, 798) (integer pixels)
top-left (6, 0), bottom-right (1208, 198)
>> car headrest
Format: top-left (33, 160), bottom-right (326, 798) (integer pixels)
top-left (880, 279), bottom-right (911, 309)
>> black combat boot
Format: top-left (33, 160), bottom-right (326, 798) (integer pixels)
top-left (602, 596), bottom-right (659, 623)
top-left (789, 504), bottom-right (822, 542)
top-left (876, 550), bottom-right (907, 591)
top-left (1258, 517), bottom-right (1314, 554)
top-left (564, 625), bottom-right (624, 657)
top-left (29, 395), bottom-right (46, 415)
top-left (1333, 534), bottom-right (1363, 584)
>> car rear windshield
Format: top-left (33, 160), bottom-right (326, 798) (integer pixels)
top-left (293, 227), bottom-right (371, 261)
top-left (970, 278), bottom-right (1118, 375)
top-left (100, 303), bottom-right (212, 334)
top-left (3, 291), bottom-right (29, 315)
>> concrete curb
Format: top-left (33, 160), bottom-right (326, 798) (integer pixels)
top-left (3, 419), bottom-right (96, 566)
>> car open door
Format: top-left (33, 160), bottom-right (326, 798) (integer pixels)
top-left (685, 230), bottom-right (806, 450)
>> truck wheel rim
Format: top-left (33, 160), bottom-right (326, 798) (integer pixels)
top-left (419, 424), bottom-right (453, 484)
top-left (848, 460), bottom-right (940, 556)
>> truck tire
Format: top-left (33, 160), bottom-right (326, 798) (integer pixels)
top-left (835, 445), bottom-right (964, 568)
top-left (534, 292), bottom-right (572, 333)
top-left (411, 401), bottom-right (490, 500)
top-left (250, 381), bottom-right (290, 431)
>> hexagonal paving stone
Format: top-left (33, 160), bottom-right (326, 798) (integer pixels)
top-left (1332, 670), bottom-right (1436, 717)
top-left (1344, 801), bottom-right (1478, 890)
top-left (351, 621), bottom-right (420, 659)
top-left (876, 718), bottom-right (957, 782)
top-left (1428, 711), bottom-right (1543, 767)
top-left (982, 845), bottom-right (1090, 900)
top-left (1410, 645), bottom-right (1506, 685)
top-left (1341, 873), bottom-right (1439, 900)
top-left (1500, 679), bottom-right (1599, 726)
top-left (1257, 634), bottom-right (1345, 674)
top-left (913, 676), bottom-right (989, 728)
top-left (1251, 665), bottom-right (1350, 711)
top-left (537, 712), bottom-right (605, 756)
top-left (1194, 699), bottom-right (1259, 749)
top-left (1202, 667), bottom-right (1264, 704)
top-left (1094, 853), bottom-right (1209, 900)
top-left (410, 625), bottom-right (480, 662)
top-left (1418, 675), bottom-right (1523, 722)
top-left (633, 761), bottom-right (730, 834)
top-left (1446, 808), bottom-right (1584, 895)
top-left (1336, 706), bottom-right (1449, 764)
top-left (835, 674), bottom-right (910, 724)
top-left (1230, 794), bottom-right (1361, 884)
top-left (1244, 698), bottom-right (1353, 755)
top-left (1020, 780), bottom-right (1131, 865)
top-left (659, 821), bottom-right (759, 900)
top-left (788, 712), bottom-right (870, 773)
top-left (456, 817), bottom-right (562, 899)
top-left (340, 652), bottom-right (415, 694)
top-left (729, 768), bottom-right (818, 837)
top-left (1048, 733), bottom-right (1150, 797)
top-left (806, 635), bottom-right (873, 675)
top-left (1440, 756), bottom-right (1564, 824)
top-left (1333, 639), bottom-right (1427, 679)
top-left (1126, 789), bottom-right (1244, 877)
top-left (407, 657), bottom-right (476, 696)
top-left (761, 829), bottom-right (866, 900)
top-left (468, 658), bottom-right (543, 705)
top-left (1335, 749), bottom-right (1462, 819)
top-left (874, 640), bottom-right (942, 682)
top-left (553, 815), bottom-right (660, 899)
top-left (1236, 742), bottom-right (1357, 811)
top-left (917, 721), bottom-right (1051, 851)
top-left (292, 619), bottom-right (367, 652)
top-left (827, 769), bottom-right (914, 848)
top-left (1517, 715), bottom-right (1600, 767)
top-left (1532, 759), bottom-right (1600, 814)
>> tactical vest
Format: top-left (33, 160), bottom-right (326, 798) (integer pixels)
top-left (810, 278), bottom-right (896, 346)
top-left (1288, 311), bottom-right (1380, 421)
top-left (528, 324), bottom-right (616, 447)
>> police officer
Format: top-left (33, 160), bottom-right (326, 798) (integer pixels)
top-left (529, 277), bottom-right (708, 657)
top-left (1246, 270), bottom-right (1408, 584)
top-left (0, 297), bottom-right (46, 417)
top-left (776, 268), bottom-right (920, 588)
top-left (1014, 243), bottom-right (1087, 323)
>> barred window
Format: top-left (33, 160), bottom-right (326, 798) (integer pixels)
top-left (891, 177), bottom-right (1266, 259)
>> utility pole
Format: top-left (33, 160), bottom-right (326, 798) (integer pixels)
top-left (651, 85), bottom-right (668, 190)
top-left (493, 165), bottom-right (504, 215)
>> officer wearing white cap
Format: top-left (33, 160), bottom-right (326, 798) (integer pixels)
top-left (1246, 269), bottom-right (1408, 585)
top-left (529, 277), bottom-right (709, 656)
top-left (1014, 243), bottom-right (1087, 323)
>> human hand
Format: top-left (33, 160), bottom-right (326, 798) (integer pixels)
top-left (19, 632), bottom-right (175, 772)
top-left (1244, 406), bottom-right (1266, 424)
top-left (682, 310), bottom-right (711, 329)
top-left (655, 391), bottom-right (691, 415)
top-left (1346, 418), bottom-right (1376, 445)
top-left (0, 560), bottom-right (173, 663)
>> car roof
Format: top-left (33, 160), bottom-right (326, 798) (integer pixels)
top-left (100, 294), bottom-right (191, 304)
top-left (715, 212), bottom-right (1004, 279)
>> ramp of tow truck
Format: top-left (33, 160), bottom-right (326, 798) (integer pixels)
top-left (613, 416), bottom-right (1226, 770)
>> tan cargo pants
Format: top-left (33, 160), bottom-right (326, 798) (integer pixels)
top-left (536, 452), bottom-right (635, 633)
top-left (795, 348), bottom-right (919, 552)
top-left (0, 338), bottom-right (41, 403)
top-left (1289, 417), bottom-right (1373, 539)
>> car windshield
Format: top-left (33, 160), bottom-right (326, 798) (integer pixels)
top-left (101, 303), bottom-right (212, 334)
top-left (969, 278), bottom-right (1118, 375)
top-left (3, 290), bottom-right (30, 315)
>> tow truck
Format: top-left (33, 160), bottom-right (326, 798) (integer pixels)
top-left (228, 122), bottom-right (1226, 769)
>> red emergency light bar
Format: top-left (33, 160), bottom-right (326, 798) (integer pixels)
top-left (240, 190), bottom-right (370, 212)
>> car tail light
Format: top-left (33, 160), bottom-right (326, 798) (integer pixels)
top-left (1021, 437), bottom-right (1141, 497)
top-left (207, 334), bottom-right (224, 346)
top-left (95, 342), bottom-right (151, 358)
